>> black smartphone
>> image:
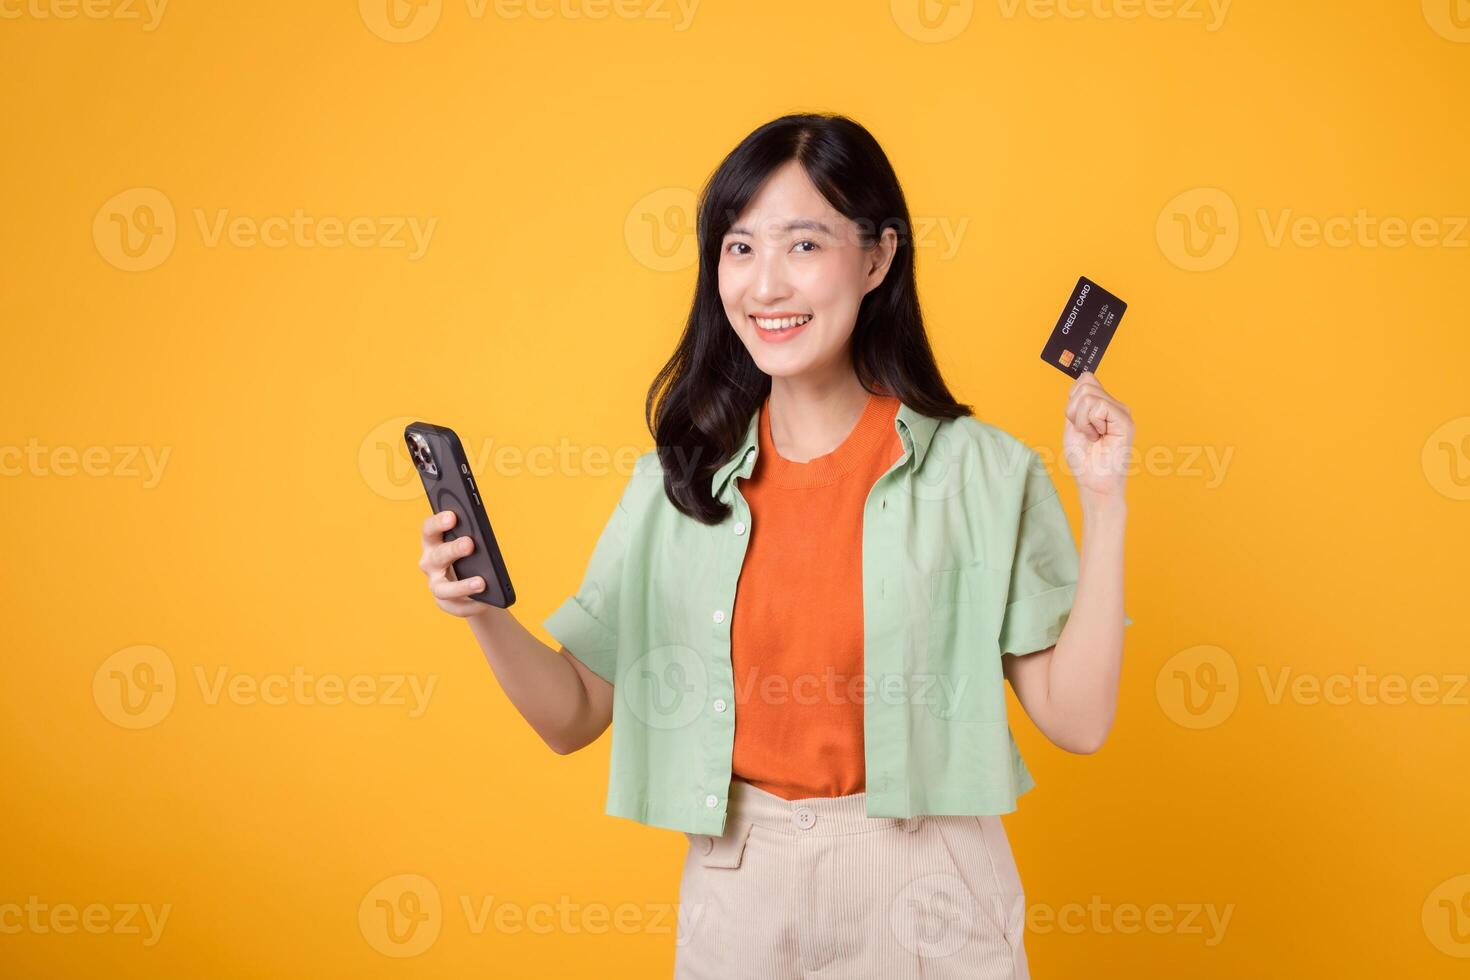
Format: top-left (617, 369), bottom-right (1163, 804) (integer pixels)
top-left (404, 421), bottom-right (516, 608)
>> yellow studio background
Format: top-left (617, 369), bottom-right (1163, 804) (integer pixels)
top-left (1, 0), bottom-right (1467, 976)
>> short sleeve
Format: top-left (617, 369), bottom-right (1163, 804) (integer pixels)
top-left (542, 493), bottom-right (632, 686)
top-left (998, 450), bottom-right (1133, 656)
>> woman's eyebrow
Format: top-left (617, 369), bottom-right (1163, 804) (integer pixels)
top-left (726, 219), bottom-right (835, 237)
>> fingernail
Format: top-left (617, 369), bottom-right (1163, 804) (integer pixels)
top-left (441, 513), bottom-right (452, 525)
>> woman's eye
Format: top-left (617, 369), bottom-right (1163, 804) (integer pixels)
top-left (793, 240), bottom-right (818, 253)
top-left (725, 241), bottom-right (750, 255)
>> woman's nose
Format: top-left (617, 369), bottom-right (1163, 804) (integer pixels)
top-left (753, 253), bottom-right (790, 301)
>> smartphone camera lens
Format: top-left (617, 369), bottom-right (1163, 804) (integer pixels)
top-left (406, 431), bottom-right (439, 477)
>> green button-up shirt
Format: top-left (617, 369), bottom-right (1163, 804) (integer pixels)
top-left (544, 399), bottom-right (1131, 836)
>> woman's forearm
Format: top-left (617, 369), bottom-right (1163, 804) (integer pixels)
top-left (1044, 492), bottom-right (1128, 751)
top-left (466, 607), bottom-right (598, 754)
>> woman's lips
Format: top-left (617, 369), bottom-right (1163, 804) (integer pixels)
top-left (750, 313), bottom-right (813, 343)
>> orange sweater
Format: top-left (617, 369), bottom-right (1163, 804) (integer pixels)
top-left (729, 389), bottom-right (905, 800)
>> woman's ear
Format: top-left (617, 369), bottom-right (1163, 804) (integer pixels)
top-left (863, 226), bottom-right (900, 296)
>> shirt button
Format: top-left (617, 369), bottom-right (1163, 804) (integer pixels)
top-left (713, 697), bottom-right (727, 712)
top-left (733, 521), bottom-right (746, 535)
top-left (712, 610), bottom-right (725, 624)
top-left (793, 806), bottom-right (816, 830)
top-left (705, 794), bottom-right (719, 808)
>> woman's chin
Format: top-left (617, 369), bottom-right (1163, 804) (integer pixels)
top-left (746, 347), bottom-right (814, 378)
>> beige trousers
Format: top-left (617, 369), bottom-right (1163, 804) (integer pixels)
top-left (674, 777), bottom-right (1029, 979)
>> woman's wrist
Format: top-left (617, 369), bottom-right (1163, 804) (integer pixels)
top-left (1079, 489), bottom-right (1128, 526)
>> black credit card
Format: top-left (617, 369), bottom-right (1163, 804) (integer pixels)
top-left (1040, 276), bottom-right (1126, 378)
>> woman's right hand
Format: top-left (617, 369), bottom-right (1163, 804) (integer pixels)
top-left (418, 510), bottom-right (493, 618)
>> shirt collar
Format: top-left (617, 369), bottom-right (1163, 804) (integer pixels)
top-left (709, 397), bottom-right (941, 502)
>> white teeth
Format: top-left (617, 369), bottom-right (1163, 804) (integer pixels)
top-left (753, 314), bottom-right (813, 331)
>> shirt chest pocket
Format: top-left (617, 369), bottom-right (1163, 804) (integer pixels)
top-left (925, 560), bottom-right (1008, 724)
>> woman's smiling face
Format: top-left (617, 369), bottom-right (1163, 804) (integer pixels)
top-left (718, 159), bottom-right (896, 381)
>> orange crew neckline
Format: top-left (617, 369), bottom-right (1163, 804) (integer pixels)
top-left (757, 389), bottom-right (900, 490)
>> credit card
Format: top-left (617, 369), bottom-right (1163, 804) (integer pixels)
top-left (1040, 276), bottom-right (1127, 378)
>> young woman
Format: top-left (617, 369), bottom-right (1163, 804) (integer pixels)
top-left (416, 113), bottom-right (1132, 979)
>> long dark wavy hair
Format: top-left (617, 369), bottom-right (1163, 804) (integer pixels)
top-left (646, 113), bottom-right (972, 525)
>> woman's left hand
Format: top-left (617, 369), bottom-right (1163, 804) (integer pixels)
top-left (1061, 370), bottom-right (1134, 499)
